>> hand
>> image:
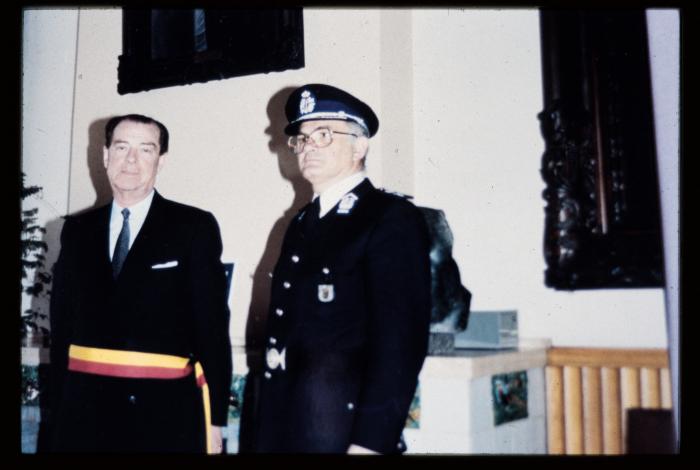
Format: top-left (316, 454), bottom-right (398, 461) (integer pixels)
top-left (210, 425), bottom-right (224, 454)
top-left (347, 443), bottom-right (379, 454)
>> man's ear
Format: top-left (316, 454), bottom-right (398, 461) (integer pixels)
top-left (352, 136), bottom-right (369, 163)
top-left (156, 152), bottom-right (167, 173)
top-left (103, 147), bottom-right (109, 169)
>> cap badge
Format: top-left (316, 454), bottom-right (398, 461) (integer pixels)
top-left (337, 192), bottom-right (358, 214)
top-left (299, 90), bottom-right (315, 115)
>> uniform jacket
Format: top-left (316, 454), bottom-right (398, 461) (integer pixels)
top-left (255, 179), bottom-right (431, 454)
top-left (49, 191), bottom-right (232, 452)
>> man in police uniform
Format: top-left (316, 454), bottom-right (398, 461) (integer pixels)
top-left (255, 84), bottom-right (431, 454)
top-left (49, 114), bottom-right (232, 452)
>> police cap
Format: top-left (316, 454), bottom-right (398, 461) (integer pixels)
top-left (284, 83), bottom-right (379, 137)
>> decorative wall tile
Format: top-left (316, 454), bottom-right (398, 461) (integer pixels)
top-left (228, 373), bottom-right (247, 422)
top-left (491, 370), bottom-right (528, 425)
top-left (21, 362), bottom-right (50, 453)
top-left (405, 383), bottom-right (421, 429)
top-left (21, 364), bottom-right (49, 406)
top-left (225, 373), bottom-right (247, 454)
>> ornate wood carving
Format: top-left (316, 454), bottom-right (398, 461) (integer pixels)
top-left (539, 10), bottom-right (664, 289)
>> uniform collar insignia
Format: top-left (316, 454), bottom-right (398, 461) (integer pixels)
top-left (337, 192), bottom-right (359, 214)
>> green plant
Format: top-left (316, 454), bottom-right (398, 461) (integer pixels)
top-left (20, 172), bottom-right (51, 337)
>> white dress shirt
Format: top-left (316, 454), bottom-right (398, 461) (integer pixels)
top-left (315, 171), bottom-right (368, 218)
top-left (109, 190), bottom-right (155, 260)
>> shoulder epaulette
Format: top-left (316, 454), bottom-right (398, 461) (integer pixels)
top-left (379, 188), bottom-right (414, 200)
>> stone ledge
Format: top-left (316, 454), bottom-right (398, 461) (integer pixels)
top-left (421, 338), bottom-right (551, 379)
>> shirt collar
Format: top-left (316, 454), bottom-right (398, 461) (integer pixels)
top-left (111, 189), bottom-right (155, 223)
top-left (315, 172), bottom-right (367, 218)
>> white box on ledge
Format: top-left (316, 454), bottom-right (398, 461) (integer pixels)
top-left (454, 310), bottom-right (518, 350)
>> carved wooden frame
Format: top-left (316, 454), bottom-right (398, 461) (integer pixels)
top-left (538, 10), bottom-right (664, 290)
top-left (118, 8), bottom-right (304, 95)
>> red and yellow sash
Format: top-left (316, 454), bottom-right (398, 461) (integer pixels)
top-left (68, 344), bottom-right (214, 454)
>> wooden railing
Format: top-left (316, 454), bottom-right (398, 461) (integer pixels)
top-left (546, 347), bottom-right (671, 454)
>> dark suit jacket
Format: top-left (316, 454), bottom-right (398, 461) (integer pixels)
top-left (49, 191), bottom-right (232, 452)
top-left (255, 179), bottom-right (431, 454)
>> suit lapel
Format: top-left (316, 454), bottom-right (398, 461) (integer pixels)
top-left (114, 191), bottom-right (167, 281)
top-left (92, 204), bottom-right (114, 282)
top-left (295, 201), bottom-right (316, 241)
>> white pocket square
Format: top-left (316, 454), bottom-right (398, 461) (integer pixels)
top-left (151, 260), bottom-right (179, 269)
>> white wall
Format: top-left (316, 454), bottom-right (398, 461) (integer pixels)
top-left (21, 9), bottom-right (78, 333)
top-left (379, 10), bottom-right (415, 195)
top-left (23, 8), bottom-right (671, 350)
top-left (647, 8), bottom-right (680, 444)
top-left (411, 9), bottom-right (667, 348)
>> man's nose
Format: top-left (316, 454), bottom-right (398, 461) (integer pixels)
top-left (126, 148), bottom-right (138, 162)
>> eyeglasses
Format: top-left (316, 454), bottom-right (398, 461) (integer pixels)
top-left (287, 127), bottom-right (359, 154)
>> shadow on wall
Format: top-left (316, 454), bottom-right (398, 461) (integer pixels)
top-left (85, 118), bottom-right (114, 211)
top-left (60, 116), bottom-right (118, 215)
top-left (31, 215), bottom-right (66, 453)
top-left (238, 86), bottom-right (312, 453)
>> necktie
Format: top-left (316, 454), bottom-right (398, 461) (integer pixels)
top-left (112, 208), bottom-right (130, 278)
top-left (303, 198), bottom-right (320, 235)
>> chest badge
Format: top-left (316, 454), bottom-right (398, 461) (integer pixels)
top-left (318, 284), bottom-right (335, 302)
top-left (337, 192), bottom-right (359, 214)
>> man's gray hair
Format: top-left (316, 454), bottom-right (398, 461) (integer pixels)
top-left (347, 121), bottom-right (369, 138)
top-left (347, 121), bottom-right (370, 165)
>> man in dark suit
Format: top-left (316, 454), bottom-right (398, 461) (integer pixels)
top-left (255, 84), bottom-right (431, 454)
top-left (49, 114), bottom-right (232, 453)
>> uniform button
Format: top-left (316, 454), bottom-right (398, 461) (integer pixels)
top-left (291, 255), bottom-right (300, 263)
top-left (268, 272), bottom-right (273, 278)
top-left (269, 337), bottom-right (277, 345)
top-left (275, 308), bottom-right (284, 316)
top-left (128, 395), bottom-right (137, 405)
top-left (264, 371), bottom-right (272, 379)
top-left (347, 402), bottom-right (354, 410)
top-left (322, 267), bottom-right (330, 274)
top-left (283, 281), bottom-right (291, 289)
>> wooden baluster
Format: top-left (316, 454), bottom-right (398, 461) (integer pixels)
top-left (621, 367), bottom-right (641, 453)
top-left (546, 347), bottom-right (670, 455)
top-left (564, 366), bottom-right (584, 454)
top-left (660, 368), bottom-right (672, 409)
top-left (601, 367), bottom-right (622, 454)
top-left (583, 366), bottom-right (603, 454)
top-left (546, 366), bottom-right (565, 454)
top-left (641, 367), bottom-right (661, 409)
